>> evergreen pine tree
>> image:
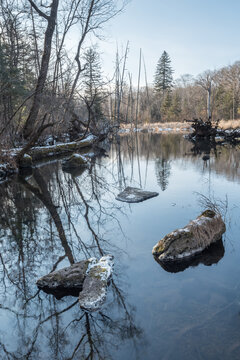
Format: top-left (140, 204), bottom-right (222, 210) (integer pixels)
top-left (169, 92), bottom-right (182, 120)
top-left (161, 91), bottom-right (172, 120)
top-left (154, 51), bottom-right (174, 94)
top-left (83, 47), bottom-right (104, 123)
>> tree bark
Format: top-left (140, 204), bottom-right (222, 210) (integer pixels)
top-left (23, 0), bottom-right (59, 139)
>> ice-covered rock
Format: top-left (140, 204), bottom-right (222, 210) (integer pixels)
top-left (79, 255), bottom-right (114, 312)
top-left (116, 187), bottom-right (159, 203)
top-left (152, 210), bottom-right (226, 261)
top-left (36, 256), bottom-right (114, 309)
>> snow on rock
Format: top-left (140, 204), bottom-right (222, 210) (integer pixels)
top-left (79, 255), bottom-right (114, 312)
top-left (152, 210), bottom-right (226, 262)
top-left (116, 186), bottom-right (159, 203)
top-left (36, 255), bottom-right (114, 310)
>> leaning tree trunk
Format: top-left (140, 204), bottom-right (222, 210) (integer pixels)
top-left (23, 0), bottom-right (59, 139)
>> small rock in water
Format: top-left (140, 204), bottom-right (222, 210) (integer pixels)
top-left (62, 153), bottom-right (88, 169)
top-left (79, 255), bottom-right (114, 312)
top-left (116, 186), bottom-right (159, 203)
top-left (202, 154), bottom-right (210, 161)
top-left (36, 259), bottom-right (94, 299)
top-left (152, 210), bottom-right (226, 261)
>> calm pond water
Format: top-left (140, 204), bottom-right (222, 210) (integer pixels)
top-left (1, 133), bottom-right (240, 360)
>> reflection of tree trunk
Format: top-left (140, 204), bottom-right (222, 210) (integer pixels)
top-left (72, 177), bottom-right (104, 257)
top-left (19, 169), bottom-right (74, 264)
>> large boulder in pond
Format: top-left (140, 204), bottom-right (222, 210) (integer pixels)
top-left (154, 238), bottom-right (225, 273)
top-left (79, 255), bottom-right (114, 312)
top-left (62, 153), bottom-right (88, 169)
top-left (116, 186), bottom-right (159, 203)
top-left (152, 210), bottom-right (226, 261)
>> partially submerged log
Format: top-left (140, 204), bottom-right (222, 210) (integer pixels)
top-left (152, 210), bottom-right (226, 261)
top-left (36, 255), bottom-right (114, 311)
top-left (116, 187), bottom-right (159, 203)
top-left (29, 134), bottom-right (96, 161)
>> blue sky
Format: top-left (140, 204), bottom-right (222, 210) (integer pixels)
top-left (97, 0), bottom-right (240, 84)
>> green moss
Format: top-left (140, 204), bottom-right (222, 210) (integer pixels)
top-left (200, 210), bottom-right (216, 218)
top-left (89, 266), bottom-right (107, 279)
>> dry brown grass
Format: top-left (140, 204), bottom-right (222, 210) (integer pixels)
top-left (218, 119), bottom-right (240, 130)
top-left (120, 121), bottom-right (192, 133)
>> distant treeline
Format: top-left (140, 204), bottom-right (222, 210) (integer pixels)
top-left (117, 51), bottom-right (240, 124)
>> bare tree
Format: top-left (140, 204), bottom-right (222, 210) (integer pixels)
top-left (196, 70), bottom-right (216, 120)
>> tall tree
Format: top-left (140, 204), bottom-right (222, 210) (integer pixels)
top-left (23, 0), bottom-right (60, 139)
top-left (82, 46), bottom-right (104, 126)
top-left (154, 51), bottom-right (174, 95)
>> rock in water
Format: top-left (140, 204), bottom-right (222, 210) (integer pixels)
top-left (62, 153), bottom-right (88, 169)
top-left (36, 260), bottom-right (94, 299)
top-left (79, 255), bottom-right (114, 312)
top-left (154, 239), bottom-right (225, 273)
top-left (116, 187), bottom-right (159, 203)
top-left (152, 210), bottom-right (226, 261)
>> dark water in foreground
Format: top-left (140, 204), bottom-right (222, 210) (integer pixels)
top-left (1, 133), bottom-right (240, 359)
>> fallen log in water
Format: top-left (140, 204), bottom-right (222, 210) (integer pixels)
top-left (29, 134), bottom-right (96, 161)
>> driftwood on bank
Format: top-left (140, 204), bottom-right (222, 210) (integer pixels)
top-left (187, 117), bottom-right (240, 145)
top-left (186, 117), bottom-right (218, 139)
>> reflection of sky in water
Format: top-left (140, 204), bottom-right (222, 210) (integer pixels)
top-left (0, 133), bottom-right (240, 359)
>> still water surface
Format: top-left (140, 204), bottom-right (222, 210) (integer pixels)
top-left (0, 133), bottom-right (240, 359)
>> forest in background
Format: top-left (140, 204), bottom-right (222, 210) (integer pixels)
top-left (1, 0), bottom-right (240, 151)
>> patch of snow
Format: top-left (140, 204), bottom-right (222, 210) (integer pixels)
top-left (161, 247), bottom-right (204, 260)
top-left (86, 255), bottom-right (114, 281)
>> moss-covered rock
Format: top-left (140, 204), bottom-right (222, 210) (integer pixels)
top-left (36, 260), bottom-right (93, 299)
top-left (19, 154), bottom-right (32, 168)
top-left (62, 154), bottom-right (88, 169)
top-left (36, 255), bottom-right (114, 308)
top-left (152, 210), bottom-right (226, 261)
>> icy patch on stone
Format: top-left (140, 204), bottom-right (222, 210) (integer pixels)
top-left (116, 186), bottom-right (159, 203)
top-left (79, 255), bottom-right (114, 312)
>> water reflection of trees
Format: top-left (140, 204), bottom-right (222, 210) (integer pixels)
top-left (155, 158), bottom-right (171, 191)
top-left (0, 160), bottom-right (142, 359)
top-left (118, 133), bottom-right (240, 184)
